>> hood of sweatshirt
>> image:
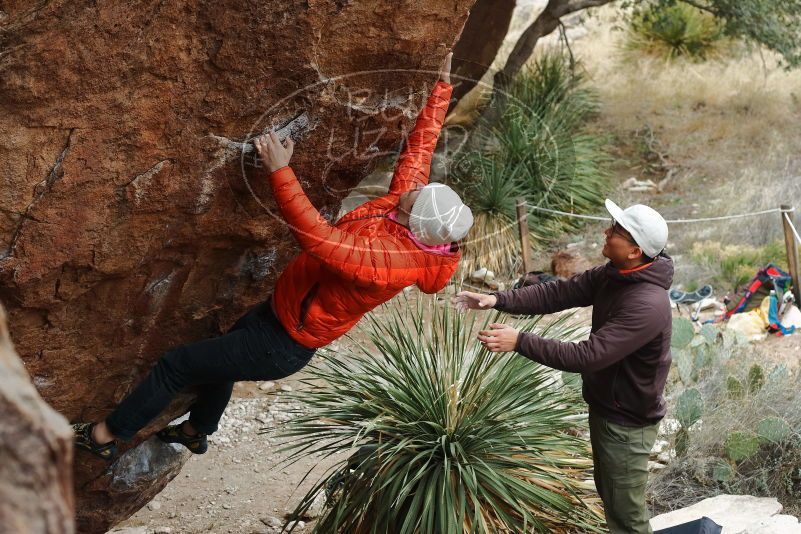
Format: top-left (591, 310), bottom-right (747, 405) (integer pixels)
top-left (605, 253), bottom-right (674, 290)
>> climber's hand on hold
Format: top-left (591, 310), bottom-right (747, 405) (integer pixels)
top-left (254, 130), bottom-right (294, 173)
top-left (438, 52), bottom-right (452, 84)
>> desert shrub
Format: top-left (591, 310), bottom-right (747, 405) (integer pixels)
top-left (624, 2), bottom-right (729, 61)
top-left (278, 297), bottom-right (605, 533)
top-left (690, 240), bottom-right (786, 291)
top-left (651, 319), bottom-right (801, 516)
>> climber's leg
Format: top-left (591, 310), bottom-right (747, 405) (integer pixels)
top-left (104, 299), bottom-right (315, 441)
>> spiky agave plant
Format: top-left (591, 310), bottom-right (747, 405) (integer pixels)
top-left (451, 50), bottom-right (610, 277)
top-left (495, 53), bottom-right (610, 236)
top-left (277, 296), bottom-right (604, 534)
top-left (453, 154), bottom-right (535, 277)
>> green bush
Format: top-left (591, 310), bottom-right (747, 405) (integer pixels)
top-left (624, 2), bottom-right (728, 61)
top-left (451, 50), bottom-right (611, 274)
top-left (278, 297), bottom-right (605, 533)
top-left (690, 240), bottom-right (786, 292)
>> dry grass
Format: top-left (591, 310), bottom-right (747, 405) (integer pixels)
top-left (451, 5), bottom-right (800, 255)
top-left (577, 8), bottom-right (801, 157)
top-left (457, 211), bottom-right (523, 279)
top-left (445, 5), bottom-right (801, 289)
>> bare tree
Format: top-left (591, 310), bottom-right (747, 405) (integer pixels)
top-left (495, 0), bottom-right (613, 90)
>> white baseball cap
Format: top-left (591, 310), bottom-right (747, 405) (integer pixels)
top-left (410, 183), bottom-right (474, 245)
top-left (605, 199), bottom-right (668, 258)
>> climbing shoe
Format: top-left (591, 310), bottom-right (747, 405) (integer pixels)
top-left (156, 423), bottom-right (208, 454)
top-left (73, 422), bottom-right (118, 460)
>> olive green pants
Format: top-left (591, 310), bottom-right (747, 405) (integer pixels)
top-left (588, 412), bottom-right (658, 534)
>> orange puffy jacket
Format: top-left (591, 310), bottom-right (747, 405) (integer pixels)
top-left (270, 81), bottom-right (458, 348)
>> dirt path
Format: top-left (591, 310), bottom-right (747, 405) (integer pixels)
top-left (114, 374), bottom-right (329, 534)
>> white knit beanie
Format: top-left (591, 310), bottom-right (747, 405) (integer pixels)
top-left (409, 183), bottom-right (474, 246)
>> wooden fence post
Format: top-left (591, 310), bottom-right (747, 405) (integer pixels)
top-left (780, 205), bottom-right (801, 304)
top-left (516, 198), bottom-right (534, 275)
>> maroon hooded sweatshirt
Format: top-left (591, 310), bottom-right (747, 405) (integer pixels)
top-left (491, 255), bottom-right (674, 427)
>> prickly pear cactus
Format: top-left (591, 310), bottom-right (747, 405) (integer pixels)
top-left (671, 317), bottom-right (695, 349)
top-left (768, 364), bottom-right (789, 384)
top-left (724, 431), bottom-right (760, 462)
top-left (757, 417), bottom-right (792, 444)
top-left (676, 388), bottom-right (703, 429)
top-left (693, 343), bottom-right (711, 371)
top-left (675, 427), bottom-right (690, 457)
top-left (711, 459), bottom-right (734, 483)
top-left (747, 364), bottom-right (765, 394)
top-left (727, 375), bottom-right (745, 399)
top-left (699, 324), bottom-right (719, 345)
top-left (675, 349), bottom-right (695, 385)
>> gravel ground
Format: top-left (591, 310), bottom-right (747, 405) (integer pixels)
top-left (112, 372), bottom-right (339, 534)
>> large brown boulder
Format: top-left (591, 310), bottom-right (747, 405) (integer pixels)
top-left (0, 2), bottom-right (472, 532)
top-left (0, 303), bottom-right (74, 534)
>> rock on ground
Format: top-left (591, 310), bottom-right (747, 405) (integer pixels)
top-left (650, 494), bottom-right (801, 533)
top-left (0, 303), bottom-right (74, 534)
top-left (0, 2), bottom-right (472, 532)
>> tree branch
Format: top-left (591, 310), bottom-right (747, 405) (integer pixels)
top-left (562, 0), bottom-right (616, 17)
top-left (676, 0), bottom-right (718, 17)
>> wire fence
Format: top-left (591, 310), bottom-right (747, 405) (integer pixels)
top-left (785, 212), bottom-right (801, 246)
top-left (519, 201), bottom-right (801, 303)
top-left (525, 204), bottom-right (794, 225)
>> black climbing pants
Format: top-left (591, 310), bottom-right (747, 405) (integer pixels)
top-left (105, 298), bottom-right (316, 440)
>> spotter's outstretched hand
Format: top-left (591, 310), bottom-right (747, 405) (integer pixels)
top-left (477, 323), bottom-right (519, 353)
top-left (452, 291), bottom-right (497, 312)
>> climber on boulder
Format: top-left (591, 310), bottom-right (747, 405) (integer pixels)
top-left (72, 52), bottom-right (473, 460)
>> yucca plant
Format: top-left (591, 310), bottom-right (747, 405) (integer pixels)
top-left (625, 2), bottom-right (728, 61)
top-left (454, 155), bottom-right (536, 277)
top-left (277, 296), bottom-right (605, 533)
top-left (459, 212), bottom-right (524, 279)
top-left (451, 50), bottom-right (610, 276)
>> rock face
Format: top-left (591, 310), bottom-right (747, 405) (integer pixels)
top-left (0, 303), bottom-right (74, 534)
top-left (0, 2), bottom-right (471, 532)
